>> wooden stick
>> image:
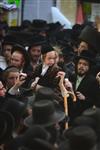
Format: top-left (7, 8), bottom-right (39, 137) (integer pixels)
top-left (64, 95), bottom-right (69, 129)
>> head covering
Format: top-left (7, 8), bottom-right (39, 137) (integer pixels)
top-left (31, 19), bottom-right (49, 32)
top-left (24, 100), bottom-right (65, 127)
top-left (2, 34), bottom-right (17, 46)
top-left (28, 34), bottom-right (46, 49)
top-left (8, 125), bottom-right (50, 150)
top-left (3, 98), bottom-right (26, 127)
top-left (82, 107), bottom-right (100, 133)
top-left (23, 138), bottom-right (55, 150)
top-left (41, 44), bottom-right (55, 54)
top-left (9, 31), bottom-right (34, 47)
top-left (0, 110), bottom-right (15, 144)
top-left (79, 25), bottom-right (99, 53)
top-left (48, 21), bottom-right (64, 35)
top-left (75, 50), bottom-right (95, 65)
top-left (73, 115), bottom-right (96, 129)
top-left (83, 0), bottom-right (100, 3)
top-left (35, 87), bottom-right (55, 101)
top-left (59, 126), bottom-right (97, 150)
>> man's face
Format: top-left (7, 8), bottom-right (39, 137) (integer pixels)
top-left (44, 51), bottom-right (56, 66)
top-left (0, 81), bottom-right (6, 97)
top-left (77, 59), bottom-right (90, 76)
top-left (10, 51), bottom-right (25, 69)
top-left (6, 72), bottom-right (19, 89)
top-left (30, 45), bottom-right (41, 62)
top-left (3, 44), bottom-right (13, 62)
top-left (78, 41), bottom-right (88, 54)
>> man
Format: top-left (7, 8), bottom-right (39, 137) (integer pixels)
top-left (69, 51), bottom-right (100, 124)
top-left (28, 35), bottom-right (46, 72)
top-left (10, 44), bottom-right (33, 88)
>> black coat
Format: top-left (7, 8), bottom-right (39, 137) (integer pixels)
top-left (68, 73), bottom-right (100, 125)
top-left (29, 63), bottom-right (62, 89)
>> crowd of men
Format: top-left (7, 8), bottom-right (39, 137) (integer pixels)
top-left (0, 18), bottom-right (100, 150)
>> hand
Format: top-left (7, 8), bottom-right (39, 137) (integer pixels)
top-left (14, 73), bottom-right (27, 87)
top-left (64, 78), bottom-right (73, 91)
top-left (56, 71), bottom-right (65, 86)
top-left (31, 77), bottom-right (40, 89)
top-left (76, 91), bottom-right (85, 100)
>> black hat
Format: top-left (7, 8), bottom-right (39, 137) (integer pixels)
top-left (0, 110), bottom-right (15, 144)
top-left (73, 115), bottom-right (97, 131)
top-left (23, 138), bottom-right (55, 150)
top-left (59, 126), bottom-right (97, 150)
top-left (62, 44), bottom-right (74, 58)
top-left (75, 50), bottom-right (95, 65)
top-left (28, 35), bottom-right (47, 49)
top-left (8, 125), bottom-right (50, 150)
top-left (9, 31), bottom-right (34, 47)
top-left (55, 29), bottom-right (73, 46)
top-left (24, 100), bottom-right (65, 127)
top-left (79, 25), bottom-right (99, 52)
top-left (48, 21), bottom-right (64, 34)
top-left (3, 98), bottom-right (26, 126)
top-left (2, 34), bottom-right (17, 46)
top-left (35, 87), bottom-right (55, 101)
top-left (82, 107), bottom-right (100, 132)
top-left (83, 0), bottom-right (100, 3)
top-left (41, 44), bottom-right (55, 54)
top-left (31, 19), bottom-right (49, 31)
top-left (21, 20), bottom-right (32, 30)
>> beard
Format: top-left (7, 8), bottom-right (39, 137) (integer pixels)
top-left (77, 68), bottom-right (86, 77)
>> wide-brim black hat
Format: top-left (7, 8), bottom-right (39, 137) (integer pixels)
top-left (59, 126), bottom-right (97, 150)
top-left (28, 35), bottom-right (47, 49)
top-left (9, 31), bottom-right (34, 47)
top-left (24, 100), bottom-right (65, 127)
top-left (31, 19), bottom-right (49, 32)
top-left (75, 50), bottom-right (95, 65)
top-left (79, 25), bottom-right (99, 52)
top-left (35, 87), bottom-right (55, 101)
top-left (82, 107), bottom-right (100, 132)
top-left (8, 125), bottom-right (50, 150)
top-left (48, 21), bottom-right (64, 35)
top-left (0, 110), bottom-right (15, 144)
top-left (83, 0), bottom-right (100, 3)
top-left (3, 98), bottom-right (26, 126)
top-left (2, 34), bottom-right (17, 46)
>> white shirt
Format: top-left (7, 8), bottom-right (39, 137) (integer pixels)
top-left (75, 75), bottom-right (85, 90)
top-left (41, 64), bottom-right (49, 76)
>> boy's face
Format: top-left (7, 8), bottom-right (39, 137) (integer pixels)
top-left (44, 51), bottom-right (56, 66)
